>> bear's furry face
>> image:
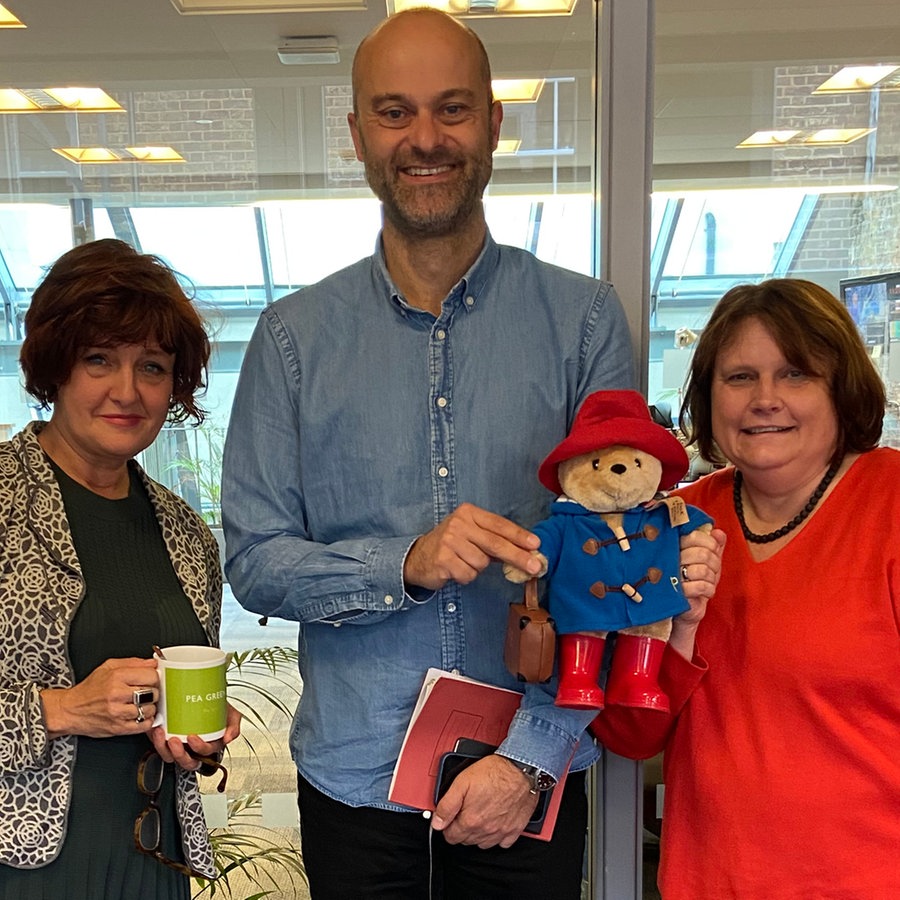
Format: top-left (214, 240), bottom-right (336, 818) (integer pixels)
top-left (557, 444), bottom-right (662, 513)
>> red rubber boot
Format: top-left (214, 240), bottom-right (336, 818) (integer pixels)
top-left (605, 634), bottom-right (670, 712)
top-left (555, 633), bottom-right (606, 709)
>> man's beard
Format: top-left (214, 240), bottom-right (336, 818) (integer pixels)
top-left (364, 150), bottom-right (492, 239)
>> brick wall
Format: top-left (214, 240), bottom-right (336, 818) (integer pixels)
top-left (324, 85), bottom-right (366, 187)
top-left (74, 89), bottom-right (258, 198)
top-left (772, 65), bottom-right (900, 277)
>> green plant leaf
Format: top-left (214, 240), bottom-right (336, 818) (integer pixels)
top-left (191, 648), bottom-right (306, 900)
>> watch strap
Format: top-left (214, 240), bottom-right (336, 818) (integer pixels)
top-left (498, 756), bottom-right (557, 792)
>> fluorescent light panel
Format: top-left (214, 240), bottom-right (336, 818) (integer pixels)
top-left (0, 3), bottom-right (24, 26)
top-left (53, 146), bottom-right (185, 164)
top-left (387, 0), bottom-right (577, 17)
top-left (126, 146), bottom-right (186, 162)
top-left (494, 139), bottom-right (522, 155)
top-left (737, 130), bottom-right (800, 148)
top-left (0, 88), bottom-right (124, 113)
top-left (738, 128), bottom-right (874, 148)
top-left (814, 65), bottom-right (900, 94)
top-left (492, 79), bottom-right (545, 103)
top-left (805, 127), bottom-right (875, 145)
top-left (171, 0), bottom-right (364, 12)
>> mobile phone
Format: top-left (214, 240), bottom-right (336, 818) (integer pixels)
top-left (434, 738), bottom-right (498, 804)
top-left (523, 790), bottom-right (550, 834)
top-left (453, 737), bottom-right (497, 757)
top-left (433, 741), bottom-right (551, 834)
top-left (434, 750), bottom-right (484, 804)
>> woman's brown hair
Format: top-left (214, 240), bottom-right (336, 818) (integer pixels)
top-left (681, 278), bottom-right (885, 466)
top-left (20, 239), bottom-right (210, 424)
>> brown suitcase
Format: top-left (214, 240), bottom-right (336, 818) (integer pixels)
top-left (504, 579), bottom-right (556, 684)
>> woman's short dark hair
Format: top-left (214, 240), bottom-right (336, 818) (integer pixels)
top-left (21, 239), bottom-right (210, 424)
top-left (681, 278), bottom-right (885, 466)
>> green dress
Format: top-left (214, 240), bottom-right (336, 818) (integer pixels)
top-left (0, 464), bottom-right (208, 900)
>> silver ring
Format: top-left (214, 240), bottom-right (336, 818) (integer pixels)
top-left (681, 565), bottom-right (690, 583)
top-left (133, 689), bottom-right (153, 707)
top-left (135, 706), bottom-right (146, 724)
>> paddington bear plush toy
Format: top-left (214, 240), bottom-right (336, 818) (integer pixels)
top-left (504, 389), bottom-right (712, 713)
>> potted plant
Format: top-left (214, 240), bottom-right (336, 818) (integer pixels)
top-left (193, 647), bottom-right (308, 899)
top-left (167, 425), bottom-right (225, 528)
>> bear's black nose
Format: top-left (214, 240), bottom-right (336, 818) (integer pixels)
top-left (611, 463), bottom-right (627, 475)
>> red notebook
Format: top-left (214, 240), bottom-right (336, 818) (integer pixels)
top-left (388, 668), bottom-right (569, 841)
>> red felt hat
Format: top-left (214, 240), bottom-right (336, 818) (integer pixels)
top-left (538, 390), bottom-right (689, 496)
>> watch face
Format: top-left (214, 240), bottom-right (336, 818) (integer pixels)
top-left (520, 764), bottom-right (556, 791)
top-left (534, 770), bottom-right (556, 791)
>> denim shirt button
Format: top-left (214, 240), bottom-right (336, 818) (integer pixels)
top-left (446, 602), bottom-right (457, 613)
top-left (384, 594), bottom-right (394, 605)
top-left (437, 466), bottom-right (449, 478)
top-left (435, 329), bottom-right (447, 340)
top-left (436, 396), bottom-right (448, 408)
top-left (465, 295), bottom-right (475, 307)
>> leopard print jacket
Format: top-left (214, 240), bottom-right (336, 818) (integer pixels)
top-left (0, 422), bottom-right (221, 877)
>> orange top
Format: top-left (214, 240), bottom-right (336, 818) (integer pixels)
top-left (660, 449), bottom-right (900, 898)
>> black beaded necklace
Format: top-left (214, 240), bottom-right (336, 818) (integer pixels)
top-left (733, 461), bottom-right (840, 544)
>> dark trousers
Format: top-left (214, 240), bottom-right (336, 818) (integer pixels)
top-left (297, 771), bottom-right (587, 900)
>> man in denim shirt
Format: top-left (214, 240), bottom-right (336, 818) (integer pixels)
top-left (223, 9), bottom-right (719, 899)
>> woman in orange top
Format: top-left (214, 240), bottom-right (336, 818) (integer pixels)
top-left (660, 279), bottom-right (899, 898)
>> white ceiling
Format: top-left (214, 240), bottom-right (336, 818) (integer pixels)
top-left (0, 0), bottom-right (898, 202)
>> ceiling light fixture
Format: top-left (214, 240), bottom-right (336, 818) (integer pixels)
top-left (0, 4), bottom-right (24, 27)
top-left (737, 128), bottom-right (874, 148)
top-left (0, 88), bottom-right (124, 113)
top-left (814, 65), bottom-right (900, 94)
top-left (387, 0), bottom-right (577, 17)
top-left (53, 146), bottom-right (185, 164)
top-left (492, 79), bottom-right (545, 103)
top-left (277, 36), bottom-right (340, 66)
top-left (804, 127), bottom-right (875, 145)
top-left (737, 130), bottom-right (801, 148)
top-left (126, 146), bottom-right (187, 162)
top-left (171, 0), bottom-right (363, 13)
top-left (494, 139), bottom-right (522, 155)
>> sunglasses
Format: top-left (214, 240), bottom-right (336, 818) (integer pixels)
top-left (134, 750), bottom-right (228, 877)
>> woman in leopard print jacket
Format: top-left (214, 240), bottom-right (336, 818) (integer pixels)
top-left (0, 240), bottom-right (240, 898)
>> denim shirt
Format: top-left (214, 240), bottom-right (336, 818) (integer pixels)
top-left (222, 232), bottom-right (635, 809)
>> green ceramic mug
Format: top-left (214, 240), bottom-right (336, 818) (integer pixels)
top-left (153, 645), bottom-right (228, 741)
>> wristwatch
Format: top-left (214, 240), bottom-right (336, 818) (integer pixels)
top-left (500, 757), bottom-right (557, 793)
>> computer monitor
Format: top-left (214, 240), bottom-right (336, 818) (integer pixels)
top-left (839, 271), bottom-right (900, 352)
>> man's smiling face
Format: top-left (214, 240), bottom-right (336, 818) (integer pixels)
top-left (348, 11), bottom-right (502, 239)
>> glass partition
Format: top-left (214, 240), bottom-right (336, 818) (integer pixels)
top-left (0, 2), bottom-right (603, 896)
top-left (650, 1), bottom-right (900, 445)
top-left (645, 3), bottom-right (900, 896)
top-left (7, 1), bottom-right (897, 894)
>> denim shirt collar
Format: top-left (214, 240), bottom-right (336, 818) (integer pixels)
top-left (373, 232), bottom-right (500, 318)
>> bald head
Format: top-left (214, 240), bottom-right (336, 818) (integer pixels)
top-left (352, 8), bottom-right (493, 115)
top-left (346, 6), bottom-right (502, 244)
